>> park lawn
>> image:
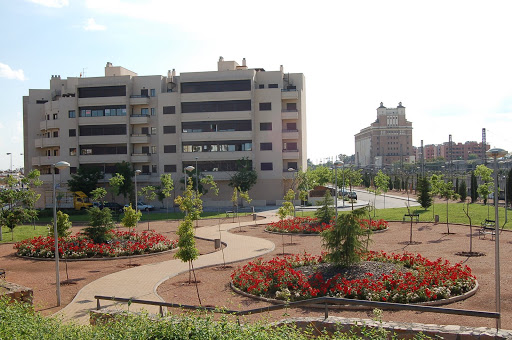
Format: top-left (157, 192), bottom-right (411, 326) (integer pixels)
top-left (0, 225), bottom-right (48, 244)
top-left (301, 202), bottom-right (512, 229)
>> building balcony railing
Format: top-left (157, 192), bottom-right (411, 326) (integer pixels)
top-left (129, 95), bottom-right (150, 105)
top-left (39, 120), bottom-right (58, 131)
top-left (130, 134), bottom-right (150, 144)
top-left (281, 110), bottom-right (299, 120)
top-left (32, 155), bottom-right (61, 166)
top-left (131, 153), bottom-right (151, 163)
top-left (78, 154), bottom-right (128, 164)
top-left (34, 137), bottom-right (60, 148)
top-left (282, 129), bottom-right (299, 139)
top-left (130, 114), bottom-right (149, 125)
top-left (282, 149), bottom-right (299, 160)
top-left (281, 89), bottom-right (299, 100)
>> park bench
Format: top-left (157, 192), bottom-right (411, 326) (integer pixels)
top-left (0, 269), bottom-right (5, 279)
top-left (225, 210), bottom-right (234, 218)
top-left (479, 219), bottom-right (496, 240)
top-left (403, 213), bottom-right (419, 223)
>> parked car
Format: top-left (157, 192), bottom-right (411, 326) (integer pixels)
top-left (347, 192), bottom-right (357, 200)
top-left (100, 202), bottom-right (124, 212)
top-left (125, 202), bottom-right (154, 211)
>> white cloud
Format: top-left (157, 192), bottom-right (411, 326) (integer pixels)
top-left (83, 18), bottom-right (106, 31)
top-left (0, 63), bottom-right (26, 81)
top-left (27, 0), bottom-right (69, 8)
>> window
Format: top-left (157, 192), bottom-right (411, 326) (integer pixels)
top-left (79, 105), bottom-right (127, 117)
top-left (68, 110), bottom-right (76, 118)
top-left (151, 108), bottom-right (156, 116)
top-left (261, 162), bottom-right (273, 171)
top-left (286, 122), bottom-right (297, 131)
top-left (53, 114), bottom-right (58, 120)
top-left (142, 165), bottom-right (150, 174)
top-left (53, 149), bottom-right (58, 156)
top-left (260, 122), bottom-right (272, 131)
top-left (152, 164), bottom-right (157, 173)
top-left (258, 84), bottom-right (264, 89)
top-left (70, 167), bottom-right (77, 174)
top-left (284, 142), bottom-right (298, 151)
top-left (163, 106), bottom-right (176, 114)
top-left (46, 115), bottom-right (50, 120)
top-left (287, 162), bottom-right (298, 170)
top-left (286, 102), bottom-right (297, 111)
top-left (268, 84), bottom-right (278, 88)
top-left (164, 164), bottom-right (177, 173)
top-left (260, 142), bottom-right (272, 151)
top-left (141, 127), bottom-right (149, 135)
top-left (182, 120), bottom-right (251, 133)
top-left (69, 148), bottom-right (76, 156)
top-left (259, 102), bottom-right (271, 111)
top-left (141, 146), bottom-right (150, 154)
top-left (53, 131), bottom-right (59, 138)
top-left (181, 80), bottom-right (251, 93)
top-left (78, 85), bottom-right (126, 98)
top-left (181, 100), bottom-right (251, 113)
top-left (141, 108), bottom-right (149, 116)
top-left (163, 126), bottom-right (176, 134)
top-left (150, 89), bottom-right (156, 97)
top-left (182, 141), bottom-right (251, 153)
top-left (164, 145), bottom-right (177, 153)
top-left (79, 124), bottom-right (126, 136)
top-left (151, 146), bottom-right (157, 154)
top-left (69, 129), bottom-right (76, 137)
top-left (80, 145), bottom-right (127, 155)
top-left (151, 127), bottom-right (157, 135)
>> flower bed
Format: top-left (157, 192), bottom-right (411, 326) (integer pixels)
top-left (265, 217), bottom-right (389, 234)
top-left (231, 251), bottom-right (476, 304)
top-left (14, 230), bottom-right (177, 259)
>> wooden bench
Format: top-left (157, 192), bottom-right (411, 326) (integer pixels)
top-left (403, 213), bottom-right (419, 223)
top-left (0, 269), bottom-right (5, 279)
top-left (225, 210), bottom-right (234, 218)
top-left (479, 219), bottom-right (496, 240)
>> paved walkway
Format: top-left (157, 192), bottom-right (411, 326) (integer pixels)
top-left (55, 210), bottom-right (279, 324)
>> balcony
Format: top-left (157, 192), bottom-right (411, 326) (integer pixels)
top-left (281, 89), bottom-right (299, 100)
top-left (282, 150), bottom-right (299, 160)
top-left (282, 129), bottom-right (299, 139)
top-left (79, 135), bottom-right (128, 145)
top-left (181, 131), bottom-right (252, 142)
top-left (40, 120), bottom-right (58, 131)
top-left (34, 137), bottom-right (60, 148)
top-left (32, 156), bottom-right (61, 166)
top-left (129, 95), bottom-right (150, 105)
top-left (281, 110), bottom-right (298, 120)
top-left (130, 134), bottom-right (150, 144)
top-left (79, 154), bottom-right (128, 164)
top-left (131, 153), bottom-right (151, 163)
top-left (130, 114), bottom-right (149, 125)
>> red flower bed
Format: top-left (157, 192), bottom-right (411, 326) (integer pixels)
top-left (265, 217), bottom-right (389, 234)
top-left (231, 251), bottom-right (476, 304)
top-left (15, 230), bottom-right (177, 259)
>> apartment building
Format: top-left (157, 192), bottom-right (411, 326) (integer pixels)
top-left (354, 102), bottom-right (414, 168)
top-left (23, 58), bottom-right (306, 208)
top-left (416, 141), bottom-right (489, 161)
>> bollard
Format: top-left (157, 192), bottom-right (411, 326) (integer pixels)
top-left (214, 238), bottom-right (221, 249)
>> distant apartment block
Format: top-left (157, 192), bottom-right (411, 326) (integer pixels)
top-left (354, 102), bottom-right (414, 168)
top-left (23, 58), bottom-right (306, 207)
top-left (416, 141), bottom-right (489, 161)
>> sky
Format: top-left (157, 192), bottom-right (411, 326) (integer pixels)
top-left (1, 0), bottom-right (512, 171)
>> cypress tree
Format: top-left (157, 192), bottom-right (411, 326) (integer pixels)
top-left (470, 171), bottom-right (478, 203)
top-left (458, 180), bottom-right (467, 202)
top-left (416, 175), bottom-right (432, 209)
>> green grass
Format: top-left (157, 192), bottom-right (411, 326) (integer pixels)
top-left (300, 203), bottom-right (512, 229)
top-left (0, 224), bottom-right (49, 244)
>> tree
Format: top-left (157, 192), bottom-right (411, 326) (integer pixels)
top-left (416, 175), bottom-right (432, 210)
top-left (315, 191), bottom-right (334, 224)
top-left (470, 171), bottom-right (478, 203)
top-left (345, 168), bottom-right (363, 210)
top-left (458, 180), bottom-right (467, 202)
top-left (311, 166), bottom-right (332, 186)
top-left (374, 170), bottom-right (390, 211)
top-left (278, 189), bottom-right (295, 220)
top-left (109, 173), bottom-right (124, 202)
top-left (475, 164), bottom-right (493, 206)
top-left (121, 204), bottom-right (142, 233)
top-left (115, 161), bottom-right (134, 200)
top-left (231, 187), bottom-right (252, 230)
top-left (0, 170), bottom-right (41, 241)
top-left (228, 157), bottom-right (257, 193)
top-left (321, 207), bottom-right (367, 267)
top-left (84, 207), bottom-right (114, 244)
top-left (429, 174), bottom-right (443, 220)
top-left (158, 174), bottom-right (174, 212)
top-left (438, 180), bottom-right (460, 234)
top-left (47, 210), bottom-right (72, 238)
top-left (67, 166), bottom-right (104, 196)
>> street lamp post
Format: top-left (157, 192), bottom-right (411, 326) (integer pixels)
top-left (6, 153), bottom-right (12, 172)
top-left (486, 147), bottom-right (507, 330)
top-left (341, 161), bottom-right (345, 208)
top-left (134, 169), bottom-right (141, 212)
top-left (334, 161), bottom-right (342, 221)
top-left (52, 160), bottom-right (70, 306)
top-left (195, 157), bottom-right (199, 194)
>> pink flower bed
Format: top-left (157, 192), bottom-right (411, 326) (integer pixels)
top-left (15, 230), bottom-right (177, 259)
top-left (265, 217), bottom-right (389, 234)
top-left (231, 251), bottom-right (476, 304)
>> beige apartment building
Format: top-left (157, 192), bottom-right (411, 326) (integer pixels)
top-left (354, 102), bottom-right (414, 168)
top-left (23, 58), bottom-right (306, 208)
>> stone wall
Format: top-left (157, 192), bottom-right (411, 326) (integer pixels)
top-left (0, 281), bottom-right (33, 305)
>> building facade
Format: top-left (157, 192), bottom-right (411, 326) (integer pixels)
top-left (354, 102), bottom-right (414, 168)
top-left (23, 58), bottom-right (306, 208)
top-left (416, 141), bottom-right (489, 161)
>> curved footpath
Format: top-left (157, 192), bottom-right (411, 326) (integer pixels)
top-left (55, 210), bottom-right (279, 325)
